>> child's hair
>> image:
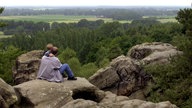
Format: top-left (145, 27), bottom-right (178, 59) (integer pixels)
top-left (46, 43), bottom-right (53, 50)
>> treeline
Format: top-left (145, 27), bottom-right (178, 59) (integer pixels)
top-left (2, 8), bottom-right (178, 20)
top-left (0, 19), bottom-right (105, 35)
top-left (0, 20), bottom-right (50, 35)
top-left (0, 18), bottom-right (160, 35)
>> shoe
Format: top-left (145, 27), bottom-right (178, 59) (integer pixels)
top-left (67, 77), bottom-right (77, 80)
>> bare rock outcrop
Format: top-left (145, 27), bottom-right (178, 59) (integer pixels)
top-left (61, 99), bottom-right (98, 108)
top-left (62, 91), bottom-right (178, 108)
top-left (89, 55), bottom-right (152, 99)
top-left (14, 77), bottom-right (105, 108)
top-left (99, 95), bottom-right (177, 108)
top-left (13, 50), bottom-right (44, 85)
top-left (0, 78), bottom-right (18, 108)
top-left (128, 42), bottom-right (182, 65)
top-left (13, 77), bottom-right (177, 108)
top-left (89, 42), bottom-right (182, 100)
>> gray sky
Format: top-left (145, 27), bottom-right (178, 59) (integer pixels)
top-left (1, 0), bottom-right (191, 6)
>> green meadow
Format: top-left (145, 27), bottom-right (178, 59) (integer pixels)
top-left (0, 31), bottom-right (12, 39)
top-left (143, 15), bottom-right (177, 23)
top-left (157, 18), bottom-right (177, 23)
top-left (0, 15), bottom-right (113, 23)
top-left (0, 15), bottom-right (177, 26)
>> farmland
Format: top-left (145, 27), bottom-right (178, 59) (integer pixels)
top-left (0, 15), bottom-right (176, 24)
top-left (143, 15), bottom-right (177, 23)
top-left (0, 15), bottom-right (113, 23)
top-left (0, 31), bottom-right (12, 39)
top-left (157, 18), bottom-right (177, 23)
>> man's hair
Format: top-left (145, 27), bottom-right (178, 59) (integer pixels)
top-left (51, 47), bottom-right (58, 55)
top-left (46, 43), bottom-right (53, 50)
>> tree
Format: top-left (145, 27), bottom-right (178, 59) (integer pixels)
top-left (77, 19), bottom-right (89, 27)
top-left (176, 8), bottom-right (192, 36)
top-left (79, 63), bottom-right (98, 79)
top-left (145, 8), bottom-right (192, 108)
top-left (99, 21), bottom-right (124, 38)
top-left (0, 8), bottom-right (3, 13)
top-left (67, 57), bottom-right (81, 76)
top-left (95, 46), bottom-right (108, 66)
top-left (0, 7), bottom-right (6, 27)
top-left (108, 44), bottom-right (122, 60)
top-left (175, 8), bottom-right (192, 61)
top-left (0, 45), bottom-right (23, 84)
top-left (58, 47), bottom-right (77, 63)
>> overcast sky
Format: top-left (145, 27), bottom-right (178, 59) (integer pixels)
top-left (1, 0), bottom-right (191, 7)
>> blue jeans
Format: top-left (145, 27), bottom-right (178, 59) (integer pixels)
top-left (59, 64), bottom-right (74, 78)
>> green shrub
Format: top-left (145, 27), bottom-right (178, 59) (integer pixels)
top-left (0, 45), bottom-right (23, 84)
top-left (66, 57), bottom-right (81, 76)
top-left (78, 63), bottom-right (98, 79)
top-left (58, 47), bottom-right (77, 63)
top-left (145, 36), bottom-right (192, 107)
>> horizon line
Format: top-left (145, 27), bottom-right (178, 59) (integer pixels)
top-left (1, 5), bottom-right (190, 7)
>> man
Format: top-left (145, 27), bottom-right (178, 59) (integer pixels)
top-left (37, 47), bottom-right (77, 82)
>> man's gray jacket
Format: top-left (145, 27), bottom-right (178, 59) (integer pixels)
top-left (37, 56), bottom-right (63, 82)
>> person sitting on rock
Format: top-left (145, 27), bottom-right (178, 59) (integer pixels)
top-left (43, 43), bottom-right (53, 57)
top-left (37, 46), bottom-right (77, 82)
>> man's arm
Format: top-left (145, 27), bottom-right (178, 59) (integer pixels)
top-left (53, 57), bottom-right (62, 70)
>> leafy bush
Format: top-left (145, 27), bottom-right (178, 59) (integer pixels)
top-left (58, 47), bottom-right (77, 63)
top-left (66, 57), bottom-right (81, 76)
top-left (78, 63), bottom-right (98, 79)
top-left (145, 36), bottom-right (192, 108)
top-left (0, 45), bottom-right (23, 84)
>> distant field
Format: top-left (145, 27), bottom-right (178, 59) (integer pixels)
top-left (143, 15), bottom-right (177, 23)
top-left (157, 18), bottom-right (177, 23)
top-left (0, 15), bottom-right (113, 23)
top-left (0, 31), bottom-right (12, 39)
top-left (0, 15), bottom-right (177, 24)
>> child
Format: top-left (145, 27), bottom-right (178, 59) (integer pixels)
top-left (43, 43), bottom-right (53, 57)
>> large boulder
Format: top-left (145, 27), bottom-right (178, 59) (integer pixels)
top-left (89, 42), bottom-right (182, 100)
top-left (61, 99), bottom-right (98, 108)
top-left (0, 78), bottom-right (18, 108)
top-left (14, 77), bottom-right (177, 108)
top-left (14, 77), bottom-right (105, 108)
top-left (99, 98), bottom-right (178, 108)
top-left (89, 55), bottom-right (152, 99)
top-left (99, 92), bottom-right (177, 108)
top-left (63, 91), bottom-right (178, 108)
top-left (13, 50), bottom-right (44, 85)
top-left (128, 42), bottom-right (182, 65)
